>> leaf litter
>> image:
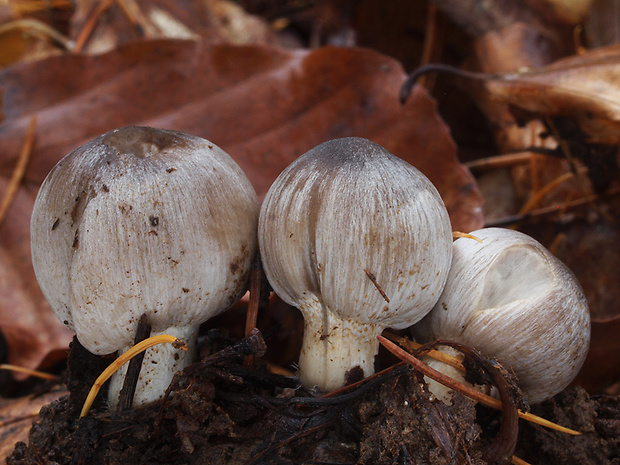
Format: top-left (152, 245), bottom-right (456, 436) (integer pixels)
top-left (6, 329), bottom-right (620, 465)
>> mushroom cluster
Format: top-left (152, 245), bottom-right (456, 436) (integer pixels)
top-left (258, 137), bottom-right (453, 391)
top-left (31, 126), bottom-right (259, 409)
top-left (32, 128), bottom-right (591, 412)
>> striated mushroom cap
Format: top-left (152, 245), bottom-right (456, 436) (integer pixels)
top-left (31, 126), bottom-right (259, 356)
top-left (413, 227), bottom-right (591, 404)
top-left (259, 137), bottom-right (453, 389)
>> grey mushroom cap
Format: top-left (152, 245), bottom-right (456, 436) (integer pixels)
top-left (413, 227), bottom-right (591, 404)
top-left (258, 137), bottom-right (453, 389)
top-left (31, 126), bottom-right (259, 356)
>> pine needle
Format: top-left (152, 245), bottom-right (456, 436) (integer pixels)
top-left (0, 363), bottom-right (57, 380)
top-left (452, 231), bottom-right (483, 242)
top-left (379, 335), bottom-right (582, 436)
top-left (0, 115), bottom-right (36, 227)
top-left (80, 334), bottom-right (187, 418)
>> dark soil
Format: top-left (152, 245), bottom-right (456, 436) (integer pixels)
top-left (6, 330), bottom-right (620, 465)
top-left (515, 387), bottom-right (620, 464)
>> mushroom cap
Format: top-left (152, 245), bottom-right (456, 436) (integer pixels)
top-left (31, 126), bottom-right (259, 355)
top-left (259, 137), bottom-right (453, 329)
top-left (413, 227), bottom-right (591, 403)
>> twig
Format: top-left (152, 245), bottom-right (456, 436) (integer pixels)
top-left (465, 152), bottom-right (535, 171)
top-left (118, 314), bottom-right (151, 411)
top-left (400, 63), bottom-right (496, 104)
top-left (363, 268), bottom-right (390, 303)
top-left (73, 0), bottom-right (115, 53)
top-left (382, 332), bottom-right (464, 372)
top-left (244, 254), bottom-right (263, 367)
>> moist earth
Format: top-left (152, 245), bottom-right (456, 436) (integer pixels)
top-left (6, 333), bottom-right (620, 465)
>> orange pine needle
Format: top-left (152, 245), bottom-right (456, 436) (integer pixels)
top-left (378, 335), bottom-right (582, 436)
top-left (0, 115), bottom-right (36, 226)
top-left (519, 171), bottom-right (576, 215)
top-left (452, 231), bottom-right (483, 243)
top-left (0, 363), bottom-right (57, 380)
top-left (465, 151), bottom-right (534, 171)
top-left (512, 455), bottom-right (533, 465)
top-left (73, 0), bottom-right (115, 53)
top-left (80, 334), bottom-right (187, 418)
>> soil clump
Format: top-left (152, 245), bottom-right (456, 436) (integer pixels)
top-left (7, 331), bottom-right (620, 464)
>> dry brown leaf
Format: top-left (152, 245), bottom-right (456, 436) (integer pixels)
top-left (0, 39), bottom-right (482, 224)
top-left (0, 21), bottom-right (65, 69)
top-left (0, 177), bottom-right (73, 373)
top-left (70, 0), bottom-right (276, 54)
top-left (554, 203), bottom-right (620, 392)
top-left (483, 44), bottom-right (620, 145)
top-left (404, 41), bottom-right (620, 147)
top-left (0, 39), bottom-right (483, 371)
top-left (402, 37), bottom-right (620, 221)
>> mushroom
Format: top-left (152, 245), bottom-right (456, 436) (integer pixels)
top-left (258, 137), bottom-right (453, 391)
top-left (412, 227), bottom-right (591, 404)
top-left (31, 126), bottom-right (259, 409)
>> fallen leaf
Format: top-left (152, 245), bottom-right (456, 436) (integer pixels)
top-left (0, 39), bottom-right (483, 371)
top-left (0, 39), bottom-right (482, 223)
top-left (0, 20), bottom-right (65, 69)
top-left (69, 0), bottom-right (276, 54)
top-left (0, 177), bottom-right (73, 373)
top-left (483, 44), bottom-right (620, 145)
top-left (402, 42), bottom-right (620, 148)
top-left (554, 204), bottom-right (620, 392)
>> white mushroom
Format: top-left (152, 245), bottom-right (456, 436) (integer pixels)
top-left (258, 137), bottom-right (453, 391)
top-left (31, 126), bottom-right (259, 409)
top-left (413, 227), bottom-right (591, 404)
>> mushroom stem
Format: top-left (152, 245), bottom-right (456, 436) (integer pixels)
top-left (298, 298), bottom-right (382, 391)
top-left (107, 326), bottom-right (197, 409)
top-left (421, 346), bottom-right (492, 404)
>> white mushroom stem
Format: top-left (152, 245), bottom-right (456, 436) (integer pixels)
top-left (420, 346), bottom-right (492, 405)
top-left (107, 326), bottom-right (197, 409)
top-left (298, 298), bottom-right (382, 391)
